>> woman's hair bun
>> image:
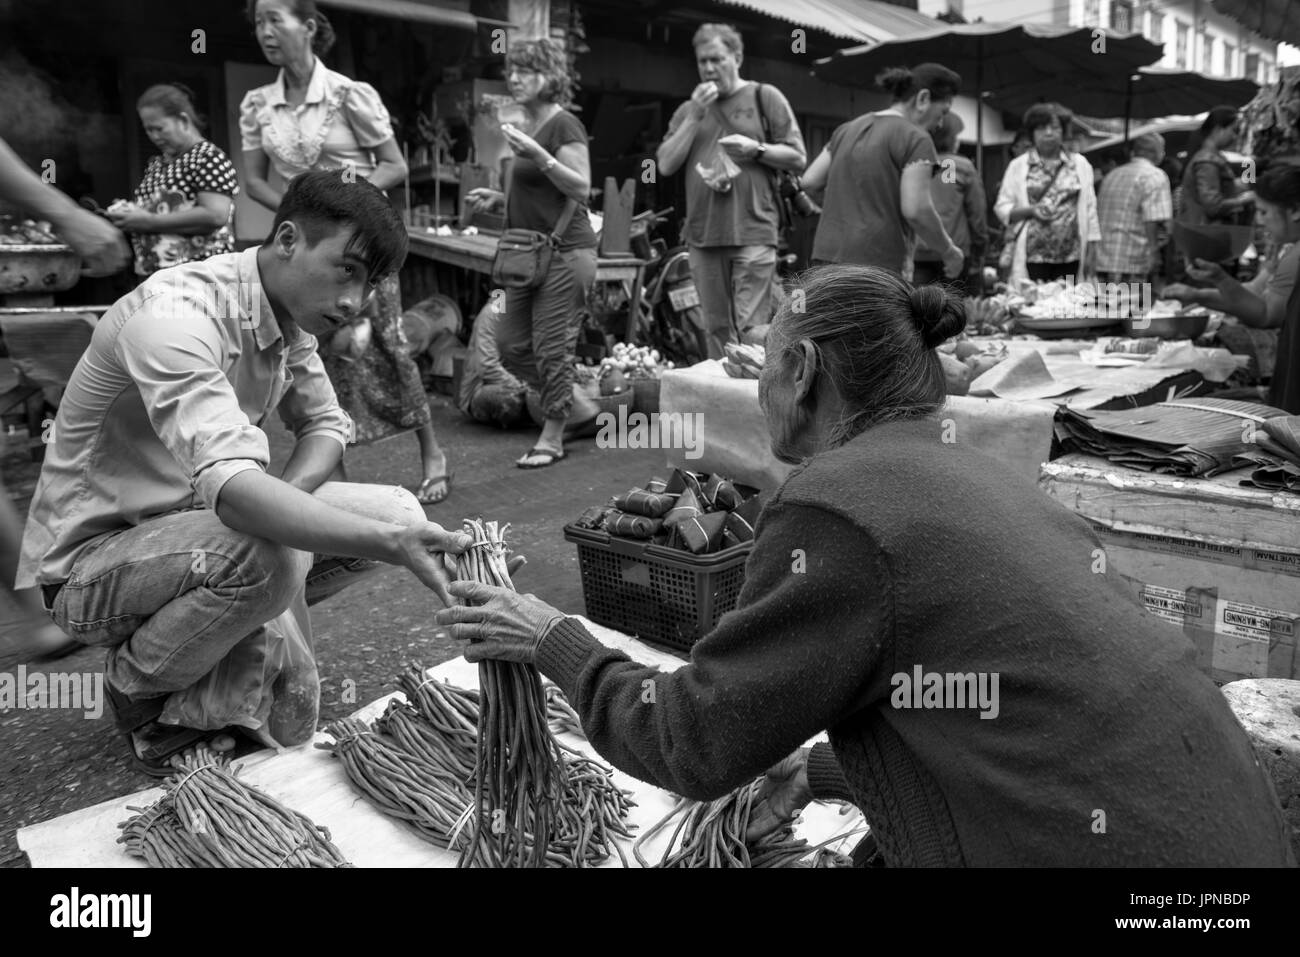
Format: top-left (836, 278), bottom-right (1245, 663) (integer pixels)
top-left (312, 9), bottom-right (336, 55)
top-left (875, 67), bottom-right (914, 100)
top-left (908, 284), bottom-right (967, 348)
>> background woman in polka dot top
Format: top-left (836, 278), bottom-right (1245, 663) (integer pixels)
top-left (107, 83), bottom-right (238, 277)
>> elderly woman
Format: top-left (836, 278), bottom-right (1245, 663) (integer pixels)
top-left (108, 84), bottom-right (238, 277)
top-left (466, 39), bottom-right (596, 469)
top-left (802, 64), bottom-right (964, 280)
top-left (436, 264), bottom-right (1295, 867)
top-left (239, 0), bottom-right (452, 505)
top-left (995, 104), bottom-right (1100, 284)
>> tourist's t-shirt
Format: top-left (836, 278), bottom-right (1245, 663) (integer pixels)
top-left (664, 81), bottom-right (804, 248)
top-left (506, 110), bottom-right (596, 250)
top-left (812, 112), bottom-right (937, 272)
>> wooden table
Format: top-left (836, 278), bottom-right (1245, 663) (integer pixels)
top-left (405, 229), bottom-right (648, 341)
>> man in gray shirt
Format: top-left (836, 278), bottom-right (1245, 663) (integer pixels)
top-left (656, 23), bottom-right (806, 359)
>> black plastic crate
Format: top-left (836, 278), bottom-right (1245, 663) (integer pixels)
top-left (564, 524), bottom-right (752, 652)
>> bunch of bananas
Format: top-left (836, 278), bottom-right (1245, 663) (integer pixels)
top-left (963, 297), bottom-right (1013, 336)
top-left (722, 342), bottom-right (765, 379)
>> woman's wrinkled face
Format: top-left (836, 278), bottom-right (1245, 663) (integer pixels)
top-left (1256, 198), bottom-right (1300, 245)
top-left (254, 0), bottom-right (314, 66)
top-left (138, 106), bottom-right (191, 158)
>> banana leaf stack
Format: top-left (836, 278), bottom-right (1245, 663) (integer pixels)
top-left (1232, 414), bottom-right (1300, 492)
top-left (1054, 398), bottom-right (1290, 477)
top-left (573, 469), bottom-right (763, 554)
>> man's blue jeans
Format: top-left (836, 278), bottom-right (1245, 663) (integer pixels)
top-left (45, 482), bottom-right (425, 701)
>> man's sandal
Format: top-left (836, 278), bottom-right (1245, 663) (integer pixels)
top-left (105, 678), bottom-right (246, 779)
top-left (516, 447), bottom-right (567, 469)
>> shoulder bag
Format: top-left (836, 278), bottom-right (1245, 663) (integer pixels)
top-left (490, 116), bottom-right (581, 290)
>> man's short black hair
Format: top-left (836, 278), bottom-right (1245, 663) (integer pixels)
top-left (269, 171), bottom-right (408, 281)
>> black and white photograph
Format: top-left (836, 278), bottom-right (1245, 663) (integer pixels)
top-left (0, 0), bottom-right (1297, 925)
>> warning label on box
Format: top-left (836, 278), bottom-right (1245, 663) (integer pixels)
top-left (1217, 600), bottom-right (1296, 641)
top-left (1140, 584), bottom-right (1205, 626)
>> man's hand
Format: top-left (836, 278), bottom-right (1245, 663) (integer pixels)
top-left (689, 81), bottom-right (719, 119)
top-left (1186, 257), bottom-right (1230, 285)
top-left (718, 133), bottom-right (761, 161)
top-left (433, 580), bottom-right (565, 665)
top-left (393, 522), bottom-right (472, 606)
top-left (51, 207), bottom-right (129, 276)
top-left (746, 748), bottom-right (814, 841)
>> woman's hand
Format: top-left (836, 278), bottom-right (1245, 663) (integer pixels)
top-left (1162, 282), bottom-right (1204, 303)
top-left (465, 188), bottom-right (504, 214)
top-left (941, 243), bottom-right (964, 280)
top-left (746, 748), bottom-right (814, 841)
top-left (433, 580), bottom-right (565, 665)
top-left (106, 203), bottom-right (156, 233)
top-left (1186, 258), bottom-right (1230, 285)
top-left (501, 124), bottom-right (546, 163)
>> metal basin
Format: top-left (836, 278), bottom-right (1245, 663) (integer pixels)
top-left (1121, 313), bottom-right (1210, 339)
top-left (0, 244), bottom-right (82, 295)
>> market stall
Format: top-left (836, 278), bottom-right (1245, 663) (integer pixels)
top-left (16, 617), bottom-right (866, 869)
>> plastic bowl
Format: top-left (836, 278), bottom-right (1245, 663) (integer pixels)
top-left (0, 244), bottom-right (81, 295)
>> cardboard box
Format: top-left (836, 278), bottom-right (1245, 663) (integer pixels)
top-left (1040, 455), bottom-right (1300, 683)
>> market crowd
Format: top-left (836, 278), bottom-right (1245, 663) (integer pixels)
top-left (1, 0), bottom-right (1296, 867)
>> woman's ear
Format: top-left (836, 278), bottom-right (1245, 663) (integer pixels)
top-left (914, 89), bottom-right (932, 114)
top-left (792, 338), bottom-right (818, 404)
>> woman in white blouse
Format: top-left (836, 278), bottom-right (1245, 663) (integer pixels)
top-left (240, 0), bottom-right (454, 506)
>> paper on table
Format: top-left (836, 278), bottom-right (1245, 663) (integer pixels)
top-left (969, 349), bottom-right (1077, 400)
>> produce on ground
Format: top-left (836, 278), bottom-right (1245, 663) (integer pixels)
top-left (633, 777), bottom-right (859, 869)
top-left (323, 664), bottom-right (636, 867)
top-left (118, 748), bottom-right (351, 868)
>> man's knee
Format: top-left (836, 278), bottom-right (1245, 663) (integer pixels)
top-left (312, 481), bottom-right (425, 527)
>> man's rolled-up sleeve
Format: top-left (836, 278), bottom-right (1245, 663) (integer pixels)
top-left (276, 328), bottom-right (353, 448)
top-left (114, 300), bottom-right (269, 510)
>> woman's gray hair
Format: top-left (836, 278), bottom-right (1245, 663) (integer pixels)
top-left (769, 265), bottom-right (967, 447)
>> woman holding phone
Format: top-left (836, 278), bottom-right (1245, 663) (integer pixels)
top-left (466, 38), bottom-right (596, 469)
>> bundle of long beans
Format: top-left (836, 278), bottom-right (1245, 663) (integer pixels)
top-left (318, 716), bottom-right (474, 851)
top-left (543, 681), bottom-right (584, 739)
top-left (455, 519), bottom-right (568, 868)
top-left (634, 777), bottom-right (858, 868)
top-left (118, 749), bottom-right (350, 867)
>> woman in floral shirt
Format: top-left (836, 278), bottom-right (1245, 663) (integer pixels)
top-left (239, 0), bottom-right (453, 506)
top-left (995, 104), bottom-right (1100, 285)
top-left (108, 84), bottom-right (237, 277)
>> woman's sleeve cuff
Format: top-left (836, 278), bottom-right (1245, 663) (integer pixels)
top-left (534, 617), bottom-right (601, 697)
top-left (806, 742), bottom-right (856, 804)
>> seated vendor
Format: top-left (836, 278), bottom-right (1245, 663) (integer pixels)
top-left (17, 171), bottom-right (470, 776)
top-left (1164, 159), bottom-right (1300, 412)
top-left (458, 302), bottom-right (601, 439)
top-left (437, 263), bottom-right (1295, 867)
